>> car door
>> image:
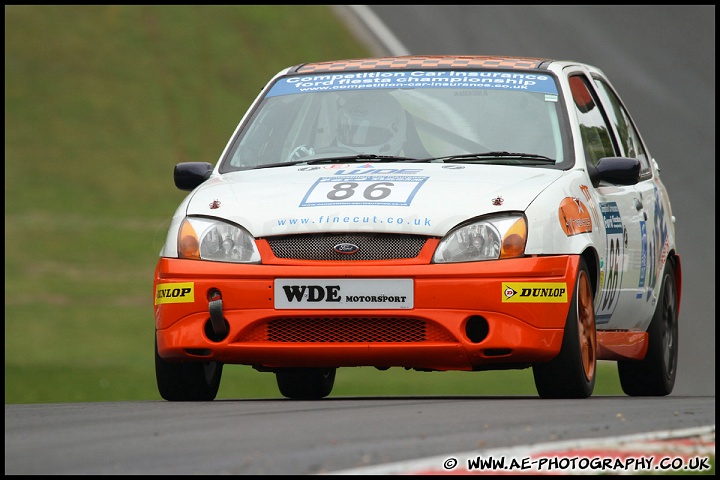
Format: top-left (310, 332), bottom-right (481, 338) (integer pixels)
top-left (592, 75), bottom-right (667, 331)
top-left (566, 71), bottom-right (647, 329)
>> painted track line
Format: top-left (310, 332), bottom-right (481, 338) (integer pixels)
top-left (326, 424), bottom-right (715, 475)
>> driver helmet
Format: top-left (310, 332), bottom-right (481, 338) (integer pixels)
top-left (336, 92), bottom-right (407, 155)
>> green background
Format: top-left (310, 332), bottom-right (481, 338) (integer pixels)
top-left (5, 5), bottom-right (624, 403)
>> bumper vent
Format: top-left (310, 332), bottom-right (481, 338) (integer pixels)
top-left (241, 317), bottom-right (456, 343)
top-left (267, 233), bottom-right (427, 261)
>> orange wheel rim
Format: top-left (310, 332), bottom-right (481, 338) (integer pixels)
top-left (577, 270), bottom-right (596, 380)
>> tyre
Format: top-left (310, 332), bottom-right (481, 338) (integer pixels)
top-left (618, 258), bottom-right (678, 396)
top-left (155, 337), bottom-right (223, 401)
top-left (276, 367), bottom-right (336, 399)
top-left (533, 257), bottom-right (596, 399)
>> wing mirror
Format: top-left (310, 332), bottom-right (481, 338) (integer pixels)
top-left (587, 157), bottom-right (641, 187)
top-left (174, 162), bottom-right (214, 191)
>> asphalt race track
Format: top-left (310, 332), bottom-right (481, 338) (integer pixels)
top-left (4, 397), bottom-right (715, 475)
top-left (5, 6), bottom-right (715, 475)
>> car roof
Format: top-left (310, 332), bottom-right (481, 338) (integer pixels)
top-left (290, 55), bottom-right (561, 74)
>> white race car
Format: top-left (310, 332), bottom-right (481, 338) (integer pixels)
top-left (154, 55), bottom-right (680, 400)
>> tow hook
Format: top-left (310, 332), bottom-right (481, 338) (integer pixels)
top-left (208, 290), bottom-right (228, 338)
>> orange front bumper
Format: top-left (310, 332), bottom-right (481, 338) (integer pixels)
top-left (154, 254), bottom-right (581, 371)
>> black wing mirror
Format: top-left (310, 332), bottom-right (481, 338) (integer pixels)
top-left (587, 157), bottom-right (641, 187)
top-left (174, 162), bottom-right (214, 191)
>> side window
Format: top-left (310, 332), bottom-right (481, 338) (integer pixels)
top-left (593, 78), bottom-right (651, 174)
top-left (568, 75), bottom-right (616, 165)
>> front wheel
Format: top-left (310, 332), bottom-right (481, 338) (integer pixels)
top-left (155, 337), bottom-right (223, 401)
top-left (533, 258), bottom-right (596, 398)
top-left (276, 367), bottom-right (336, 399)
top-left (618, 258), bottom-right (678, 396)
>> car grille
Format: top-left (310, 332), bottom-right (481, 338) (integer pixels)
top-left (241, 317), bottom-right (457, 343)
top-left (267, 233), bottom-right (427, 261)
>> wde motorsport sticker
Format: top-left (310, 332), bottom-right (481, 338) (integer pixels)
top-left (275, 278), bottom-right (413, 309)
top-left (502, 282), bottom-right (568, 303)
top-left (155, 282), bottom-right (194, 305)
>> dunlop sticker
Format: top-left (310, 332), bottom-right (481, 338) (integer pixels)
top-left (155, 282), bottom-right (195, 305)
top-left (502, 282), bottom-right (568, 303)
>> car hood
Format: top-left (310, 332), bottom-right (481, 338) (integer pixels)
top-left (186, 163), bottom-right (563, 237)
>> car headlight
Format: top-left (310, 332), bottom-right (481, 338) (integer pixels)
top-left (177, 217), bottom-right (261, 263)
top-left (432, 214), bottom-right (527, 263)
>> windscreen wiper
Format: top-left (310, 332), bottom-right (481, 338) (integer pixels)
top-left (416, 151), bottom-right (556, 164)
top-left (253, 154), bottom-right (417, 169)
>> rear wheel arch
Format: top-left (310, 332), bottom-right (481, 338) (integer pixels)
top-left (669, 252), bottom-right (682, 315)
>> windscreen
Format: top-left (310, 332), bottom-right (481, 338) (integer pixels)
top-left (221, 69), bottom-right (569, 170)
